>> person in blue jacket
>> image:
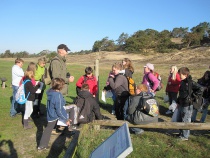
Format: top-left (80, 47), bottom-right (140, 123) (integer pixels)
top-left (38, 78), bottom-right (71, 151)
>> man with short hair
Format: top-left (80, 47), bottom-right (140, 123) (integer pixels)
top-left (50, 44), bottom-right (74, 95)
top-left (10, 58), bottom-right (24, 117)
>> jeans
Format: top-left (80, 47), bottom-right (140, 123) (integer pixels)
top-left (112, 90), bottom-right (116, 111)
top-left (191, 99), bottom-right (209, 123)
top-left (124, 97), bottom-right (129, 120)
top-left (10, 85), bottom-right (19, 116)
top-left (179, 105), bottom-right (193, 139)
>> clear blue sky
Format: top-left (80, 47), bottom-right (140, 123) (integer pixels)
top-left (0, 0), bottom-right (209, 54)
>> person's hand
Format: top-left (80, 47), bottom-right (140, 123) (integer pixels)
top-left (109, 74), bottom-right (115, 78)
top-left (150, 89), bottom-right (154, 93)
top-left (69, 76), bottom-right (74, 82)
top-left (168, 82), bottom-right (171, 85)
top-left (66, 119), bottom-right (71, 126)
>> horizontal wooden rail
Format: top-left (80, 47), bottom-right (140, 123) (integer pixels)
top-left (90, 120), bottom-right (210, 130)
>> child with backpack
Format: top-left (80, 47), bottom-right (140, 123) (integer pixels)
top-left (23, 70), bottom-right (40, 129)
top-left (142, 63), bottom-right (159, 96)
top-left (177, 67), bottom-right (204, 140)
top-left (38, 78), bottom-right (75, 151)
top-left (76, 66), bottom-right (98, 97)
top-left (191, 71), bottom-right (210, 123)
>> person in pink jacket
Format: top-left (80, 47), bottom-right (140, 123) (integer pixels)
top-left (142, 63), bottom-right (159, 96)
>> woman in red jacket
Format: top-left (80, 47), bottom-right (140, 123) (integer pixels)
top-left (165, 65), bottom-right (181, 114)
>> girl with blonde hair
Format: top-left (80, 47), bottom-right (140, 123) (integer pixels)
top-left (165, 65), bottom-right (181, 114)
top-left (23, 70), bottom-right (40, 129)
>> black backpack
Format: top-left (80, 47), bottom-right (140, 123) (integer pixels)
top-left (188, 79), bottom-right (205, 111)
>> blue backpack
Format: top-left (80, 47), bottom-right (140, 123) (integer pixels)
top-left (15, 79), bottom-right (31, 104)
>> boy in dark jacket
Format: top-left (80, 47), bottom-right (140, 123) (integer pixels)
top-left (75, 84), bottom-right (103, 123)
top-left (177, 67), bottom-right (204, 141)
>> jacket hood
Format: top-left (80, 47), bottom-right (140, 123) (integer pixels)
top-left (78, 90), bottom-right (93, 99)
top-left (47, 89), bottom-right (60, 100)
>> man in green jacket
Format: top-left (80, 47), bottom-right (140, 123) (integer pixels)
top-left (50, 44), bottom-right (74, 95)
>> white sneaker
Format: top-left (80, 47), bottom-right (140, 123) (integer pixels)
top-left (165, 110), bottom-right (172, 114)
top-left (111, 110), bottom-right (115, 115)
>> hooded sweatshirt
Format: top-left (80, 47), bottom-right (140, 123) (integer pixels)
top-left (46, 89), bottom-right (68, 122)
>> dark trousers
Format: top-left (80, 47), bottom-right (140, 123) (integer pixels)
top-left (39, 120), bottom-right (57, 148)
top-left (116, 95), bottom-right (129, 120)
top-left (33, 90), bottom-right (44, 115)
top-left (168, 92), bottom-right (178, 105)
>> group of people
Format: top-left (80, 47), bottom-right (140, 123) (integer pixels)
top-left (10, 44), bottom-right (103, 151)
top-left (10, 43), bottom-right (209, 151)
top-left (105, 60), bottom-right (209, 141)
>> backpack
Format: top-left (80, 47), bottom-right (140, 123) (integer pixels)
top-left (15, 79), bottom-right (31, 104)
top-left (188, 79), bottom-right (205, 111)
top-left (138, 94), bottom-right (159, 117)
top-left (76, 75), bottom-right (96, 95)
top-left (42, 58), bottom-right (58, 85)
top-left (121, 74), bottom-right (136, 96)
top-left (146, 72), bottom-right (163, 91)
top-left (127, 76), bottom-right (136, 96)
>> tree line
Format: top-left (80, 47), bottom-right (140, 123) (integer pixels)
top-left (1, 21), bottom-right (210, 58)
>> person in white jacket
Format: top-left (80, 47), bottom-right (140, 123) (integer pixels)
top-left (10, 58), bottom-right (24, 117)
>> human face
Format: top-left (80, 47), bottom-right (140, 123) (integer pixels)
top-left (58, 49), bottom-right (68, 57)
top-left (112, 67), bottom-right (120, 75)
top-left (17, 62), bottom-right (23, 68)
top-left (39, 62), bottom-right (46, 68)
top-left (170, 67), bottom-right (174, 73)
top-left (122, 60), bottom-right (126, 66)
top-left (180, 73), bottom-right (187, 80)
top-left (144, 66), bottom-right (150, 73)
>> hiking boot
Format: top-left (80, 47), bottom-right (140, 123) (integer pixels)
top-left (135, 129), bottom-right (144, 135)
top-left (23, 119), bottom-right (33, 129)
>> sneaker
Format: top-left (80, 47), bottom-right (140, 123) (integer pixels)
top-left (10, 115), bottom-right (16, 118)
top-left (37, 146), bottom-right (49, 151)
top-left (111, 110), bottom-right (115, 115)
top-left (135, 129), bottom-right (144, 135)
top-left (165, 110), bottom-right (172, 114)
top-left (178, 136), bottom-right (188, 141)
